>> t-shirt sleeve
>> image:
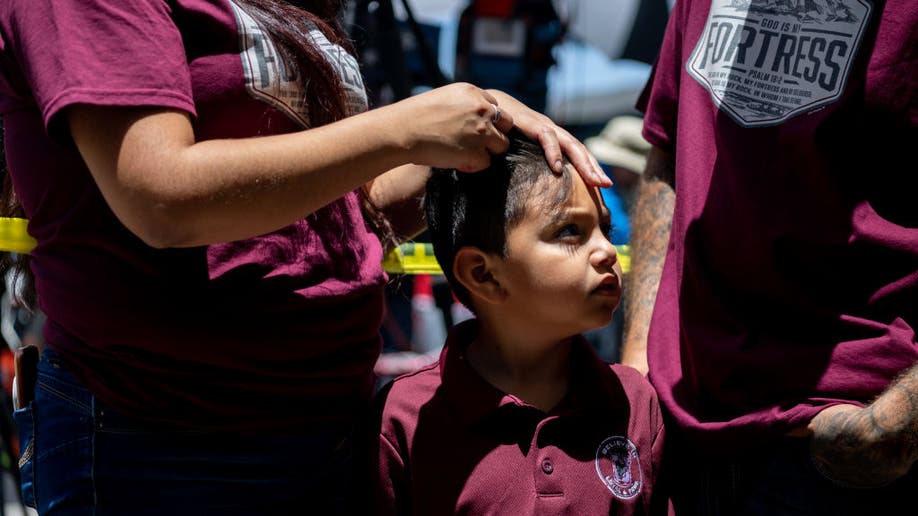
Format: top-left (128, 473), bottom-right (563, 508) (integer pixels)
top-left (636, 0), bottom-right (693, 152)
top-left (5, 0), bottom-right (196, 138)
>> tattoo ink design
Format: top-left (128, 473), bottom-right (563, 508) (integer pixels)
top-left (809, 364), bottom-right (918, 487)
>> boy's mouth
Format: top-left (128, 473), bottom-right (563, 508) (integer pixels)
top-left (592, 276), bottom-right (621, 295)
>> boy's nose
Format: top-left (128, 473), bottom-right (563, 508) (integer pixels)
top-left (591, 235), bottom-right (618, 272)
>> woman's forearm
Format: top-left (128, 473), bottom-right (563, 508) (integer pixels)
top-left (68, 83), bottom-right (505, 248)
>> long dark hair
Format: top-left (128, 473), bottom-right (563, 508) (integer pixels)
top-left (237, 0), bottom-right (396, 247)
top-left (237, 0), bottom-right (350, 127)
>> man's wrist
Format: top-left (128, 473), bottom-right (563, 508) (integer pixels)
top-left (873, 383), bottom-right (918, 463)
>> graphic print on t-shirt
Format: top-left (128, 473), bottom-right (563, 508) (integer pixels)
top-left (687, 0), bottom-right (871, 127)
top-left (229, 1), bottom-right (367, 127)
top-left (310, 31), bottom-right (368, 116)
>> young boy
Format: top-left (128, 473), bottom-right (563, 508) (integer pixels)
top-left (369, 133), bottom-right (668, 515)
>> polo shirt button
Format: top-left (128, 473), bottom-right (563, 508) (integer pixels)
top-left (541, 459), bottom-right (553, 475)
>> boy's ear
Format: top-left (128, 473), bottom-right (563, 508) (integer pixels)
top-left (453, 247), bottom-right (506, 304)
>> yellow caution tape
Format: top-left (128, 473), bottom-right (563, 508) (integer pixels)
top-left (381, 242), bottom-right (444, 275)
top-left (0, 218), bottom-right (631, 276)
top-left (383, 242), bottom-right (631, 275)
top-left (0, 217), bottom-right (36, 255)
top-left (616, 244), bottom-right (631, 275)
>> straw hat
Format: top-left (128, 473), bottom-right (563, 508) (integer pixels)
top-left (584, 116), bottom-right (651, 174)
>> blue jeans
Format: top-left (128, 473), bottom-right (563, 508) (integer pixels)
top-left (667, 433), bottom-right (917, 515)
top-left (14, 348), bottom-right (357, 515)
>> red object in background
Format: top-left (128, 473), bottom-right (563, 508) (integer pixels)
top-left (1, 348), bottom-right (18, 457)
top-left (474, 0), bottom-right (515, 18)
top-left (411, 274), bottom-right (446, 354)
top-left (0, 349), bottom-right (13, 395)
top-left (413, 273), bottom-right (434, 299)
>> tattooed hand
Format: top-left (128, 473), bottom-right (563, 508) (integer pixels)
top-left (806, 364), bottom-right (918, 487)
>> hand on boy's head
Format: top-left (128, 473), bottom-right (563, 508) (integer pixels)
top-left (395, 84), bottom-right (513, 173)
top-left (484, 89), bottom-right (610, 188)
top-left (531, 125), bottom-right (610, 188)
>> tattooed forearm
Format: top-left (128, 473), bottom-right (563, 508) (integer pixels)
top-left (620, 147), bottom-right (675, 373)
top-left (876, 365), bottom-right (918, 456)
top-left (809, 362), bottom-right (918, 486)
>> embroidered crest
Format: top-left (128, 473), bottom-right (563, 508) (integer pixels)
top-left (595, 436), bottom-right (642, 500)
top-left (687, 0), bottom-right (872, 127)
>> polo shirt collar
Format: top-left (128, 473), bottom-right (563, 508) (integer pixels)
top-left (440, 319), bottom-right (627, 426)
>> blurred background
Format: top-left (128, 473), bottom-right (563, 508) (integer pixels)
top-left (357, 0), bottom-right (672, 383)
top-left (351, 0), bottom-right (671, 133)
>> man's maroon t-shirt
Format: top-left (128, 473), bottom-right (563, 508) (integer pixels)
top-left (639, 0), bottom-right (918, 449)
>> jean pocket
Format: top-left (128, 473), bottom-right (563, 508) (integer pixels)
top-left (13, 403), bottom-right (37, 508)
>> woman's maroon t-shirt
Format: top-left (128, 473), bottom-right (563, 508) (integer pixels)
top-left (0, 0), bottom-right (386, 430)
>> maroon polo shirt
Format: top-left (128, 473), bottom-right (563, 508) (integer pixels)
top-left (371, 320), bottom-right (668, 515)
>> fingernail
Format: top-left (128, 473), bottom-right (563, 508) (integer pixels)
top-left (554, 160), bottom-right (563, 172)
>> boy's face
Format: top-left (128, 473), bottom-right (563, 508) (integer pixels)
top-left (497, 171), bottom-right (622, 337)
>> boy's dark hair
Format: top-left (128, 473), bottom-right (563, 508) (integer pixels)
top-left (424, 130), bottom-right (572, 311)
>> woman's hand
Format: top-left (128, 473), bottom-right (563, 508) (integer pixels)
top-left (385, 83), bottom-right (516, 173)
top-left (486, 89), bottom-right (610, 187)
top-left (387, 83), bottom-right (609, 187)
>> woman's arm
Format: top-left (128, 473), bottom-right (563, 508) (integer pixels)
top-left (364, 163), bottom-right (432, 243)
top-left (71, 76), bottom-right (605, 250)
top-left (365, 89), bottom-right (608, 244)
top-left (68, 83), bottom-right (509, 248)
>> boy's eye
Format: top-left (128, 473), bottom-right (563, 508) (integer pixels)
top-left (601, 223), bottom-right (614, 241)
top-left (556, 224), bottom-right (582, 239)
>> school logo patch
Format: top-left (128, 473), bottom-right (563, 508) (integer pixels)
top-left (595, 436), bottom-right (642, 500)
top-left (687, 0), bottom-right (872, 127)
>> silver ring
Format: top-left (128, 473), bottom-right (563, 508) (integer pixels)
top-left (491, 103), bottom-right (501, 124)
